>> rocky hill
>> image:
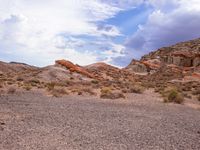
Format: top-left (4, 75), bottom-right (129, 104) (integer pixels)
top-left (126, 38), bottom-right (200, 100)
top-left (0, 38), bottom-right (200, 101)
top-left (126, 38), bottom-right (200, 75)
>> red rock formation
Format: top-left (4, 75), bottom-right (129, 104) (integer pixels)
top-left (55, 60), bottom-right (94, 78)
top-left (192, 72), bottom-right (200, 79)
top-left (142, 61), bottom-right (160, 70)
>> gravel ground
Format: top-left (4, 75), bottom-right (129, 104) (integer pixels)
top-left (0, 91), bottom-right (200, 150)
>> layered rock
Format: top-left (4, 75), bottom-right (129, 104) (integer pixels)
top-left (127, 38), bottom-right (200, 74)
top-left (126, 59), bottom-right (148, 73)
top-left (55, 60), bottom-right (94, 78)
top-left (126, 59), bottom-right (161, 74)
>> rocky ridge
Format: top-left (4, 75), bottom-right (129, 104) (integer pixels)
top-left (0, 38), bottom-right (200, 102)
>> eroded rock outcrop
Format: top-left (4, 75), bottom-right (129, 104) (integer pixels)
top-left (127, 38), bottom-right (200, 74)
top-left (126, 59), bottom-right (161, 74)
top-left (55, 60), bottom-right (94, 78)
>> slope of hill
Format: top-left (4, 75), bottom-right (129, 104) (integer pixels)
top-left (0, 61), bottom-right (38, 74)
top-left (126, 38), bottom-right (200, 100)
top-left (0, 38), bottom-right (200, 102)
top-left (127, 38), bottom-right (200, 74)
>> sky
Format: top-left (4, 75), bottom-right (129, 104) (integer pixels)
top-left (0, 0), bottom-right (200, 67)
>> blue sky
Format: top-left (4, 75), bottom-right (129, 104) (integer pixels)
top-left (0, 0), bottom-right (200, 67)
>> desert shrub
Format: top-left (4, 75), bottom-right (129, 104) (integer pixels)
top-left (129, 85), bottom-right (144, 94)
top-left (81, 88), bottom-right (96, 95)
top-left (100, 87), bottom-right (125, 99)
top-left (163, 88), bottom-right (184, 104)
top-left (91, 80), bottom-right (99, 84)
top-left (192, 88), bottom-right (200, 95)
top-left (154, 87), bottom-right (165, 94)
top-left (197, 95), bottom-right (200, 102)
top-left (46, 82), bottom-right (56, 91)
top-left (183, 93), bottom-right (192, 99)
top-left (101, 87), bottom-right (112, 94)
top-left (7, 81), bottom-right (14, 85)
top-left (100, 91), bottom-right (125, 99)
top-left (28, 79), bottom-right (40, 86)
top-left (16, 76), bottom-right (24, 81)
top-left (7, 87), bottom-right (16, 94)
top-left (30, 79), bottom-right (40, 83)
top-left (78, 91), bottom-right (82, 95)
top-left (122, 88), bottom-right (128, 93)
top-left (51, 87), bottom-right (68, 97)
top-left (23, 85), bottom-right (32, 91)
top-left (71, 87), bottom-right (96, 96)
top-left (181, 85), bottom-right (192, 91)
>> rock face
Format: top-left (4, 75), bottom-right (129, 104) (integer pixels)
top-left (55, 60), bottom-right (94, 78)
top-left (85, 62), bottom-right (135, 81)
top-left (127, 38), bottom-right (200, 74)
top-left (160, 51), bottom-right (200, 67)
top-left (126, 59), bottom-right (148, 73)
top-left (126, 59), bottom-right (161, 74)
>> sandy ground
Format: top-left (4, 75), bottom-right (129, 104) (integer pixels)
top-left (0, 90), bottom-right (200, 150)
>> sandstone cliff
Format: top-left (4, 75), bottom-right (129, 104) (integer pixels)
top-left (126, 38), bottom-right (200, 74)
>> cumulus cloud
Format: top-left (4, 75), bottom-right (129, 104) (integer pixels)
top-left (125, 0), bottom-right (200, 59)
top-left (2, 0), bottom-right (199, 67)
top-left (0, 0), bottom-right (126, 66)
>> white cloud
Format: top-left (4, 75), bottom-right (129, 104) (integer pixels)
top-left (0, 0), bottom-right (124, 66)
top-left (101, 0), bottom-right (144, 9)
top-left (126, 0), bottom-right (200, 58)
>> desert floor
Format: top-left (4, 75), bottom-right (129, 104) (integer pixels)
top-left (0, 90), bottom-right (200, 150)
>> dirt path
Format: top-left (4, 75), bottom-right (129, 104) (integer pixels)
top-left (0, 91), bottom-right (200, 150)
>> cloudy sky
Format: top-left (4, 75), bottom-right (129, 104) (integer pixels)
top-left (0, 0), bottom-right (200, 67)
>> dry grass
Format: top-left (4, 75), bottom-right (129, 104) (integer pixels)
top-left (163, 88), bottom-right (184, 104)
top-left (129, 85), bottom-right (145, 94)
top-left (81, 88), bottom-right (96, 95)
top-left (101, 87), bottom-right (112, 95)
top-left (100, 87), bottom-right (125, 99)
top-left (27, 79), bottom-right (40, 87)
top-left (23, 85), bottom-right (32, 91)
top-left (71, 87), bottom-right (96, 96)
top-left (51, 87), bottom-right (68, 97)
top-left (46, 82), bottom-right (56, 91)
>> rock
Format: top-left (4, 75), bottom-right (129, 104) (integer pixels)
top-left (126, 59), bottom-right (148, 73)
top-left (55, 60), bottom-right (94, 78)
top-left (127, 38), bottom-right (200, 75)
